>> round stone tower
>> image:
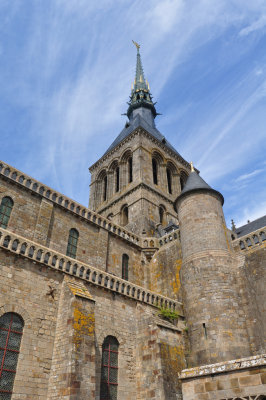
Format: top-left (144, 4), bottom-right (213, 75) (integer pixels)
top-left (174, 167), bottom-right (251, 367)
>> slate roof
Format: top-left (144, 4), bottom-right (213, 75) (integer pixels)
top-left (236, 215), bottom-right (266, 238)
top-left (103, 112), bottom-right (184, 159)
top-left (174, 171), bottom-right (224, 209)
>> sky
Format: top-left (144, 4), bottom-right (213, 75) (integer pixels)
top-left (0, 0), bottom-right (265, 228)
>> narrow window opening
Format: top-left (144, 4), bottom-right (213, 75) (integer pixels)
top-left (0, 313), bottom-right (24, 397)
top-left (122, 254), bottom-right (129, 280)
top-left (0, 197), bottom-right (14, 229)
top-left (115, 167), bottom-right (120, 192)
top-left (103, 175), bottom-right (108, 201)
top-left (166, 168), bottom-right (172, 194)
top-left (121, 206), bottom-right (129, 226)
top-left (128, 157), bottom-right (133, 183)
top-left (203, 323), bottom-right (207, 339)
top-left (100, 336), bottom-right (119, 400)
top-left (180, 172), bottom-right (188, 191)
top-left (159, 206), bottom-right (164, 224)
top-left (152, 158), bottom-right (158, 185)
top-left (66, 228), bottom-right (79, 259)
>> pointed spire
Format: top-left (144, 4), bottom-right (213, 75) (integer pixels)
top-left (127, 42), bottom-right (157, 122)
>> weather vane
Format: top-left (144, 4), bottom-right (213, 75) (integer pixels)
top-left (132, 40), bottom-right (140, 50)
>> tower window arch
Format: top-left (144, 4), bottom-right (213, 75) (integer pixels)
top-left (0, 196), bottom-right (14, 229)
top-left (115, 167), bottom-right (120, 192)
top-left (122, 254), bottom-right (129, 280)
top-left (121, 205), bottom-right (129, 226)
top-left (166, 168), bottom-right (172, 194)
top-left (152, 158), bottom-right (158, 185)
top-left (66, 228), bottom-right (79, 259)
top-left (180, 171), bottom-right (188, 191)
top-left (128, 157), bottom-right (133, 183)
top-left (103, 175), bottom-right (108, 201)
top-left (100, 336), bottom-right (119, 400)
top-left (0, 312), bottom-right (24, 397)
top-left (159, 205), bottom-right (165, 224)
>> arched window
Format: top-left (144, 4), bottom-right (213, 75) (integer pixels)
top-left (0, 313), bottom-right (24, 397)
top-left (115, 167), bottom-right (120, 192)
top-left (0, 197), bottom-right (14, 229)
top-left (121, 205), bottom-right (128, 226)
top-left (100, 336), bottom-right (119, 400)
top-left (166, 168), bottom-right (172, 194)
top-left (103, 175), bottom-right (108, 201)
top-left (152, 158), bottom-right (158, 185)
top-left (128, 157), bottom-right (133, 183)
top-left (66, 228), bottom-right (79, 259)
top-left (122, 254), bottom-right (129, 280)
top-left (180, 171), bottom-right (188, 191)
top-left (159, 205), bottom-right (165, 224)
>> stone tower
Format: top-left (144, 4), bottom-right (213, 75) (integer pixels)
top-left (89, 44), bottom-right (191, 235)
top-left (174, 167), bottom-right (252, 366)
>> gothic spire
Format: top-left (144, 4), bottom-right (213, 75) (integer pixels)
top-left (127, 42), bottom-right (157, 121)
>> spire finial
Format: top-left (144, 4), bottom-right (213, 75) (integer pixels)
top-left (132, 40), bottom-right (140, 51)
top-left (190, 162), bottom-right (195, 172)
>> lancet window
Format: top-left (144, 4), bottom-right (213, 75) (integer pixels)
top-left (100, 336), bottom-right (119, 400)
top-left (66, 228), bottom-right (79, 259)
top-left (0, 197), bottom-right (14, 229)
top-left (0, 313), bottom-right (24, 398)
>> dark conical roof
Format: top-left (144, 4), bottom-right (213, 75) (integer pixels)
top-left (174, 171), bottom-right (224, 210)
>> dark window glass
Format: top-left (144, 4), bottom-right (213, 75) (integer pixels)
top-left (100, 336), bottom-right (119, 400)
top-left (0, 313), bottom-right (24, 399)
top-left (103, 176), bottom-right (108, 201)
top-left (122, 254), bottom-right (129, 280)
top-left (180, 172), bottom-right (188, 191)
top-left (115, 167), bottom-right (120, 192)
top-left (66, 228), bottom-right (79, 259)
top-left (0, 197), bottom-right (14, 229)
top-left (128, 157), bottom-right (133, 183)
top-left (159, 206), bottom-right (164, 224)
top-left (166, 168), bottom-right (172, 194)
top-left (152, 158), bottom-right (158, 185)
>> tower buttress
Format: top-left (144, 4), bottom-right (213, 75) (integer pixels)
top-left (175, 169), bottom-right (251, 366)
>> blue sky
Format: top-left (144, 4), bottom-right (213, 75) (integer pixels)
top-left (0, 0), bottom-right (265, 228)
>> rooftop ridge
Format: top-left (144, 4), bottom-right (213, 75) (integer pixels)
top-left (0, 226), bottom-right (183, 316)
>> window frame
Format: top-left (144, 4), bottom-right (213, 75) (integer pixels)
top-left (0, 312), bottom-right (24, 397)
top-left (66, 228), bottom-right (79, 259)
top-left (0, 197), bottom-right (14, 229)
top-left (100, 336), bottom-right (119, 400)
top-left (122, 254), bottom-right (129, 281)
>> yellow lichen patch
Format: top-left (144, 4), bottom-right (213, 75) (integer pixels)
top-left (171, 258), bottom-right (182, 295)
top-left (73, 302), bottom-right (95, 351)
top-left (160, 342), bottom-right (186, 389)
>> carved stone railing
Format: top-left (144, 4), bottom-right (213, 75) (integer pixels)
top-left (232, 227), bottom-right (266, 251)
top-left (0, 227), bottom-right (183, 315)
top-left (0, 161), bottom-right (142, 247)
top-left (158, 230), bottom-right (180, 247)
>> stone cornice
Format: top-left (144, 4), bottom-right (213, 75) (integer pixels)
top-left (89, 126), bottom-right (191, 172)
top-left (179, 354), bottom-right (266, 380)
top-left (0, 227), bottom-right (184, 317)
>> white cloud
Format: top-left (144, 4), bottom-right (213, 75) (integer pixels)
top-left (235, 168), bottom-right (263, 182)
top-left (239, 15), bottom-right (266, 36)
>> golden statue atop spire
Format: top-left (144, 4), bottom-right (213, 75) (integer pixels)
top-left (132, 40), bottom-right (140, 50)
top-left (190, 161), bottom-right (195, 172)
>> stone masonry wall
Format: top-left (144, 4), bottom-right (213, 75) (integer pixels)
top-left (0, 249), bottom-right (61, 399)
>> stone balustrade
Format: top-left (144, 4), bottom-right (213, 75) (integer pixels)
top-left (158, 230), bottom-right (180, 247)
top-left (0, 161), bottom-right (142, 247)
top-left (232, 227), bottom-right (266, 251)
top-left (0, 227), bottom-right (183, 315)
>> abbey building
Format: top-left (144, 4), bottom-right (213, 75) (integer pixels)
top-left (0, 45), bottom-right (265, 399)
